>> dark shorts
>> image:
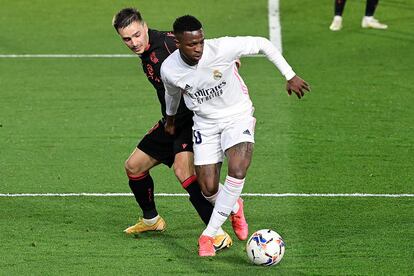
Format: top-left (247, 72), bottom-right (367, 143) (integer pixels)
top-left (137, 119), bottom-right (194, 167)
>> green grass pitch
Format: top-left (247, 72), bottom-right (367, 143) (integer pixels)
top-left (1, 0), bottom-right (413, 274)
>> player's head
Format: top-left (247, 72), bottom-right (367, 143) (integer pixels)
top-left (113, 8), bottom-right (149, 55)
top-left (173, 15), bottom-right (204, 66)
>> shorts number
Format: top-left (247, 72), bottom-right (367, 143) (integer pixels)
top-left (193, 130), bottom-right (202, 144)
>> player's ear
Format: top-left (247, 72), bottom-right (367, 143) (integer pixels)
top-left (174, 34), bottom-right (181, 49)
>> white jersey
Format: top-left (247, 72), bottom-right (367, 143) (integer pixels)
top-left (161, 36), bottom-right (295, 123)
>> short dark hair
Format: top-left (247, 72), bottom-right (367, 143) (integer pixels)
top-left (112, 8), bottom-right (143, 30)
top-left (173, 15), bottom-right (202, 35)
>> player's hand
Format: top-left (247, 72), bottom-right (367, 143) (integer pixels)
top-left (286, 75), bottom-right (311, 99)
top-left (164, 115), bottom-right (176, 136)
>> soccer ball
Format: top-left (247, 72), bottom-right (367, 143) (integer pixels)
top-left (246, 229), bottom-right (285, 266)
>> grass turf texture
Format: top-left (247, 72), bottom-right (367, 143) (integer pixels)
top-left (1, 197), bottom-right (413, 275)
top-left (0, 0), bottom-right (413, 274)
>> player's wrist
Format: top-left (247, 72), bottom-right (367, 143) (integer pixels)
top-left (285, 71), bottom-right (296, 81)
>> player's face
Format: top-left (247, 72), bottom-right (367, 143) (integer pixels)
top-left (117, 21), bottom-right (149, 55)
top-left (176, 29), bottom-right (204, 66)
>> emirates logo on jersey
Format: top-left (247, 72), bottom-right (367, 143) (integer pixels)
top-left (213, 69), bottom-right (222, 80)
top-left (188, 81), bottom-right (227, 104)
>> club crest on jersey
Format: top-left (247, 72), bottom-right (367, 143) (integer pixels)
top-left (213, 69), bottom-right (222, 80)
top-left (150, 52), bottom-right (159, 64)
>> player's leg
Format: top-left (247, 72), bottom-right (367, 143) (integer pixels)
top-left (197, 142), bottom-right (252, 256)
top-left (225, 142), bottom-right (252, 240)
top-left (195, 163), bottom-right (221, 197)
top-left (334, 0), bottom-right (347, 16)
top-left (361, 0), bottom-right (387, 29)
top-left (191, 121), bottom-right (228, 256)
top-left (191, 123), bottom-right (236, 211)
top-left (173, 124), bottom-right (216, 226)
top-left (173, 151), bottom-right (214, 225)
top-left (329, 0), bottom-right (347, 31)
top-left (202, 182), bottom-right (240, 214)
top-left (124, 120), bottom-right (169, 235)
top-left (197, 160), bottom-right (245, 235)
top-left (174, 153), bottom-right (232, 252)
top-left (216, 113), bottom-right (256, 241)
top-left (124, 147), bottom-right (166, 234)
top-left (365, 0), bottom-right (379, 16)
top-left (195, 163), bottom-right (222, 256)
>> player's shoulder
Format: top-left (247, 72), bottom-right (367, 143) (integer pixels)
top-left (149, 29), bottom-right (174, 39)
top-left (160, 50), bottom-right (181, 78)
top-left (148, 29), bottom-right (174, 42)
top-left (149, 29), bottom-right (176, 52)
top-left (162, 50), bottom-right (180, 67)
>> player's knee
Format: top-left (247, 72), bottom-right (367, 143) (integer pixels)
top-left (173, 163), bottom-right (192, 183)
top-left (228, 162), bottom-right (249, 179)
top-left (198, 179), bottom-right (218, 197)
top-left (125, 158), bottom-right (144, 176)
top-left (228, 168), bottom-right (247, 180)
top-left (200, 186), bottom-right (217, 197)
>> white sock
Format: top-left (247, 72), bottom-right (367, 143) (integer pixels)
top-left (203, 183), bottom-right (239, 213)
top-left (143, 215), bottom-right (159, 226)
top-left (202, 185), bottom-right (221, 205)
top-left (216, 228), bottom-right (225, 236)
top-left (202, 176), bottom-right (245, 237)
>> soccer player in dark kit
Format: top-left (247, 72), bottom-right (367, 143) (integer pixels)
top-left (112, 8), bottom-right (234, 251)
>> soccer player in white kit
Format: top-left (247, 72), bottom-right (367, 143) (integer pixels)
top-left (161, 15), bottom-right (310, 257)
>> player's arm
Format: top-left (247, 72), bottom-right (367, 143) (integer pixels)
top-left (162, 32), bottom-right (181, 134)
top-left (164, 82), bottom-right (181, 136)
top-left (253, 37), bottom-right (311, 99)
top-left (221, 36), bottom-right (310, 98)
top-left (161, 67), bottom-right (182, 135)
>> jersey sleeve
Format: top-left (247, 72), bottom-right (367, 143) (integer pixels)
top-left (161, 64), bottom-right (182, 116)
top-left (217, 36), bottom-right (296, 80)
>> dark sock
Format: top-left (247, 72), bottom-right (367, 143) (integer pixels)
top-left (365, 0), bottom-right (379, 16)
top-left (128, 172), bottom-right (158, 219)
top-left (182, 176), bottom-right (213, 226)
top-left (334, 0), bottom-right (347, 16)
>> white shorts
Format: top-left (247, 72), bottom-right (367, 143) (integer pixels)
top-left (192, 114), bottom-right (256, 166)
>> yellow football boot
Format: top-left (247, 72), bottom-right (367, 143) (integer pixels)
top-left (213, 231), bottom-right (233, 252)
top-left (124, 216), bottom-right (166, 235)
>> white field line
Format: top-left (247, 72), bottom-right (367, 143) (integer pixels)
top-left (0, 193), bottom-right (413, 198)
top-left (1, 3), bottom-right (279, 59)
top-left (268, 0), bottom-right (282, 53)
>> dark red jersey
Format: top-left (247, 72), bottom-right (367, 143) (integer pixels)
top-left (139, 29), bottom-right (193, 125)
